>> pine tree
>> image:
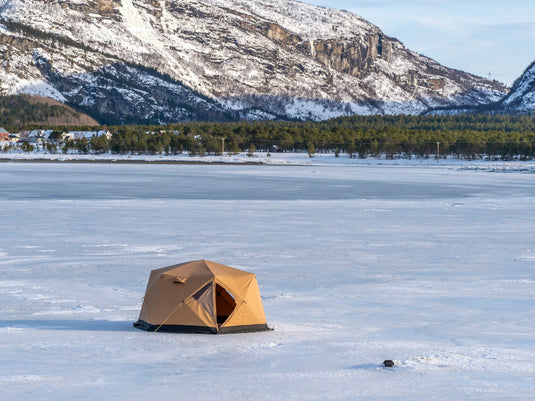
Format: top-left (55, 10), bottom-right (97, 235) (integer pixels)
top-left (307, 142), bottom-right (315, 158)
top-left (247, 144), bottom-right (256, 157)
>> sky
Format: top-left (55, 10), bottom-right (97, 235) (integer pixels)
top-left (301, 0), bottom-right (535, 87)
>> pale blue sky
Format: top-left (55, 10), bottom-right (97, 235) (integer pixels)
top-left (301, 0), bottom-right (535, 86)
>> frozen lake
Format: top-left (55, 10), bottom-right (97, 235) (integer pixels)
top-left (1, 162), bottom-right (535, 400)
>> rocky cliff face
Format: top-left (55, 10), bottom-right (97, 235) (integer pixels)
top-left (0, 0), bottom-right (508, 124)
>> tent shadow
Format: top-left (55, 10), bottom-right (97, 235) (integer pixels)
top-left (0, 319), bottom-right (135, 332)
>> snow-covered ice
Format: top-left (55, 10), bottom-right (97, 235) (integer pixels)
top-left (1, 162), bottom-right (535, 400)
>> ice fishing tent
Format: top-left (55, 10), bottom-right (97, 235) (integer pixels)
top-left (134, 259), bottom-right (269, 334)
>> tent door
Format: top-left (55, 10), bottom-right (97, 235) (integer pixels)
top-left (216, 284), bottom-right (236, 326)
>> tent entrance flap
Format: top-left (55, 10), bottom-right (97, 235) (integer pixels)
top-left (192, 282), bottom-right (215, 319)
top-left (216, 284), bottom-right (236, 325)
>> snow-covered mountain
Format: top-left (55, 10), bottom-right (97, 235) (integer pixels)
top-left (499, 61), bottom-right (535, 114)
top-left (0, 0), bottom-right (507, 123)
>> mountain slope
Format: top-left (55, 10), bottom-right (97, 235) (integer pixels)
top-left (0, 94), bottom-right (99, 127)
top-left (0, 0), bottom-right (508, 123)
top-left (499, 61), bottom-right (535, 114)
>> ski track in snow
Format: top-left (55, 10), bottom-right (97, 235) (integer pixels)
top-left (1, 162), bottom-right (535, 400)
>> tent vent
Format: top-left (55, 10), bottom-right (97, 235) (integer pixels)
top-left (162, 273), bottom-right (187, 284)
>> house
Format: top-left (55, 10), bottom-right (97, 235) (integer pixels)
top-left (0, 128), bottom-right (10, 149)
top-left (41, 130), bottom-right (55, 140)
top-left (27, 130), bottom-right (55, 143)
top-left (0, 128), bottom-right (21, 149)
top-left (27, 131), bottom-right (39, 143)
top-left (63, 130), bottom-right (112, 141)
top-left (17, 131), bottom-right (32, 142)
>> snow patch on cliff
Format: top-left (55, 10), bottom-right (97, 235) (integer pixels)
top-left (119, 0), bottom-right (159, 46)
top-left (16, 78), bottom-right (67, 102)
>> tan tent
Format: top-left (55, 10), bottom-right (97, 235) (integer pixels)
top-left (134, 260), bottom-right (270, 334)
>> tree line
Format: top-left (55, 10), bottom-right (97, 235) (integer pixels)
top-left (6, 114), bottom-right (535, 160)
top-left (103, 115), bottom-right (535, 160)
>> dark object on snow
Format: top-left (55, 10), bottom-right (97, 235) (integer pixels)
top-left (383, 360), bottom-right (395, 368)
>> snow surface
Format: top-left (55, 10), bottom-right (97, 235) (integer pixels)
top-left (1, 161), bottom-right (535, 400)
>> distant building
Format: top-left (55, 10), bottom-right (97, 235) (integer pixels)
top-left (17, 131), bottom-right (32, 142)
top-left (0, 133), bottom-right (9, 148)
top-left (0, 128), bottom-right (11, 149)
top-left (62, 130), bottom-right (112, 141)
top-left (27, 129), bottom-right (55, 143)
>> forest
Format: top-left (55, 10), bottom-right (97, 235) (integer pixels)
top-left (0, 95), bottom-right (98, 127)
top-left (4, 112), bottom-right (535, 160)
top-left (102, 114), bottom-right (535, 160)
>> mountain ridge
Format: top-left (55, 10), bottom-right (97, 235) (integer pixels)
top-left (499, 61), bottom-right (535, 113)
top-left (0, 0), bottom-right (508, 124)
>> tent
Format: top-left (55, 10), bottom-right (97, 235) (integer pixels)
top-left (134, 259), bottom-right (270, 334)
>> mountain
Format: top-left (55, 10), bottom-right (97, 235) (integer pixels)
top-left (0, 0), bottom-right (507, 124)
top-left (427, 62), bottom-right (535, 116)
top-left (498, 61), bottom-right (535, 114)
